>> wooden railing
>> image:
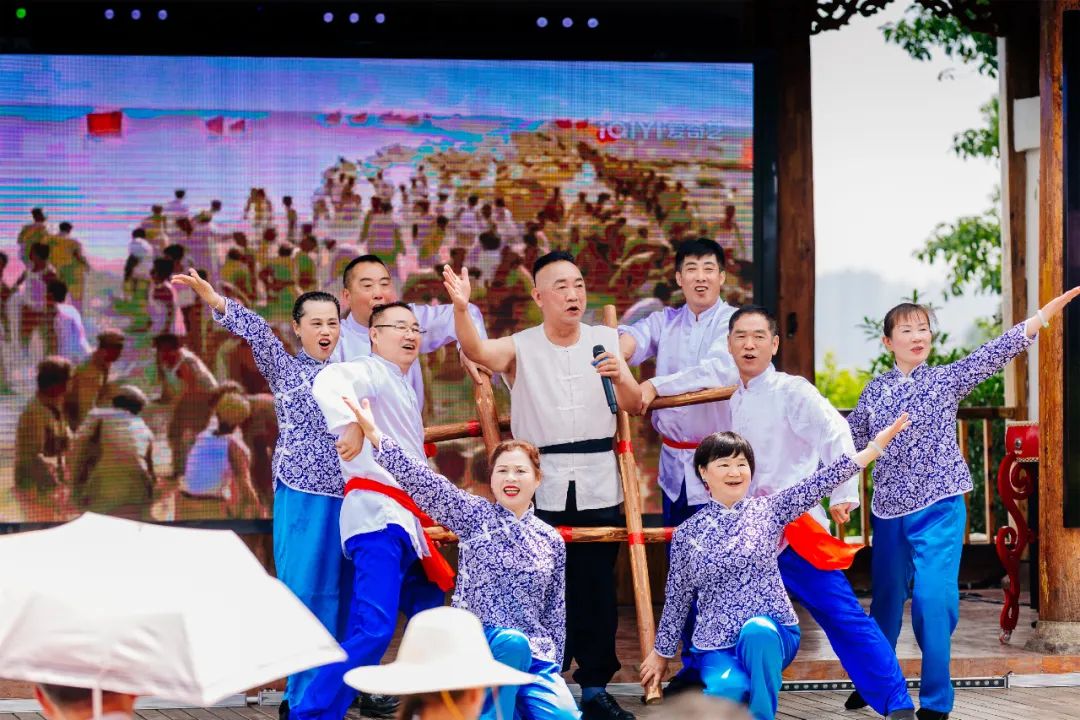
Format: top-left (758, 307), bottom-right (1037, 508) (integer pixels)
top-left (837, 406), bottom-right (1021, 545)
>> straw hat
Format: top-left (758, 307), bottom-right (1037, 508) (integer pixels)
top-left (214, 392), bottom-right (251, 427)
top-left (343, 607), bottom-right (536, 695)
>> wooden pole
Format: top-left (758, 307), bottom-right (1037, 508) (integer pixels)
top-left (472, 375), bottom-right (502, 456)
top-left (426, 525), bottom-right (674, 545)
top-left (602, 304), bottom-right (662, 704)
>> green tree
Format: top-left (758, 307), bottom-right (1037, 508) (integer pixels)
top-left (815, 352), bottom-right (869, 409)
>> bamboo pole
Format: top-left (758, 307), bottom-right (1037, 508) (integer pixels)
top-left (472, 375), bottom-right (502, 456)
top-left (426, 525), bottom-right (674, 544)
top-left (649, 385), bottom-right (734, 409)
top-left (603, 304), bottom-right (662, 704)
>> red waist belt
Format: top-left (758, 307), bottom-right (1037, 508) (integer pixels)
top-left (783, 513), bottom-right (863, 571)
top-left (344, 477), bottom-right (455, 591)
top-left (661, 436), bottom-right (861, 570)
top-left (661, 436), bottom-right (700, 450)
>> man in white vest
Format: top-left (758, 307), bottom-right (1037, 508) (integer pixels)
top-left (443, 251), bottom-right (641, 720)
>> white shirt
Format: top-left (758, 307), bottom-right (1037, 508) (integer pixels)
top-left (311, 354), bottom-right (428, 557)
top-left (127, 238), bottom-right (154, 280)
top-left (510, 323), bottom-right (623, 512)
top-left (54, 302), bottom-right (92, 364)
top-left (330, 302), bottom-right (488, 408)
top-left (729, 365), bottom-right (860, 530)
top-left (619, 300), bottom-right (738, 506)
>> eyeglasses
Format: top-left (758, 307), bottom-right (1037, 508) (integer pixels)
top-left (373, 323), bottom-right (427, 336)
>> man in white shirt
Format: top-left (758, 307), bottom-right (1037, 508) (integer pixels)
top-left (617, 238), bottom-right (736, 691)
top-left (444, 251), bottom-right (641, 720)
top-left (297, 302), bottom-right (449, 720)
top-left (47, 280), bottom-right (91, 364)
top-left (164, 189), bottom-right (190, 234)
top-left (330, 255), bottom-right (488, 411)
top-left (646, 306), bottom-right (915, 719)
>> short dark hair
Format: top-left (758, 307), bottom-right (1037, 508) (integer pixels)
top-left (531, 250), bottom-right (575, 280)
top-left (163, 244), bottom-right (184, 261)
top-left (694, 431), bottom-right (756, 480)
top-left (151, 257), bottom-right (175, 280)
top-left (31, 207), bottom-right (45, 221)
top-left (46, 280), bottom-right (68, 302)
top-left (58, 221), bottom-right (73, 233)
top-left (293, 291), bottom-right (341, 324)
top-left (152, 333), bottom-right (182, 351)
top-left (112, 392), bottom-right (146, 415)
top-left (369, 301), bottom-right (414, 327)
top-left (675, 237), bottom-right (725, 272)
top-left (37, 357), bottom-right (72, 392)
top-left (29, 242), bottom-right (50, 261)
top-left (728, 305), bottom-right (779, 336)
top-left (132, 228), bottom-right (147, 239)
top-left (883, 302), bottom-right (935, 338)
top-left (342, 254), bottom-right (388, 287)
top-left (174, 189), bottom-right (185, 198)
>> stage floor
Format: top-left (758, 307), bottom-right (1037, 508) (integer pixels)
top-left (598, 592), bottom-right (1080, 684)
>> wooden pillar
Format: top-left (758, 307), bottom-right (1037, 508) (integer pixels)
top-left (1027, 0), bottom-right (1080, 652)
top-left (999, 4), bottom-right (1040, 417)
top-left (773, 4), bottom-right (815, 381)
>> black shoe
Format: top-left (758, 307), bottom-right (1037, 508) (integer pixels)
top-left (916, 710), bottom-right (949, 720)
top-left (277, 700), bottom-right (289, 720)
top-left (581, 691), bottom-right (635, 720)
top-left (356, 693), bottom-right (400, 719)
top-left (845, 690), bottom-right (868, 710)
top-left (664, 673), bottom-right (705, 698)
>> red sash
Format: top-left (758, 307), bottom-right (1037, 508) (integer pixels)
top-left (344, 477), bottom-right (455, 591)
top-left (661, 436), bottom-right (701, 451)
top-left (783, 513), bottom-right (863, 571)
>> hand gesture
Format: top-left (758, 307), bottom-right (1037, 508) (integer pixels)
top-left (636, 379), bottom-right (658, 416)
top-left (342, 396), bottom-right (381, 446)
top-left (172, 269), bottom-right (225, 312)
top-left (854, 412), bottom-right (910, 468)
top-left (335, 423), bottom-right (364, 461)
top-left (459, 348), bottom-right (493, 386)
top-left (639, 650), bottom-right (668, 690)
top-left (829, 502), bottom-right (853, 526)
top-left (591, 350), bottom-right (622, 381)
top-left (1040, 286), bottom-right (1080, 323)
top-left (441, 265), bottom-right (472, 310)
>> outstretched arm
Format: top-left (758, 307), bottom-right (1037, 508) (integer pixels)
top-left (641, 532), bottom-right (694, 688)
top-left (443, 265), bottom-right (517, 374)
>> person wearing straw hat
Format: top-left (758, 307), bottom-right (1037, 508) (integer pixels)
top-left (345, 606), bottom-right (537, 720)
top-left (443, 252), bottom-right (640, 720)
top-left (339, 394), bottom-right (581, 720)
top-left (299, 301), bottom-right (454, 720)
top-left (34, 684), bottom-right (137, 720)
top-left (640, 414), bottom-right (912, 720)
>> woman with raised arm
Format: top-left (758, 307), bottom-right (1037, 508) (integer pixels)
top-left (845, 286), bottom-right (1080, 720)
top-left (339, 394), bottom-right (582, 720)
top-left (171, 269), bottom-right (353, 719)
top-left (639, 414), bottom-right (913, 720)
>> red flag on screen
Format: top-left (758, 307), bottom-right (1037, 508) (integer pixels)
top-left (86, 111), bottom-right (122, 136)
top-left (230, 119), bottom-right (246, 133)
top-left (206, 116), bottom-right (225, 134)
top-left (326, 111), bottom-right (342, 124)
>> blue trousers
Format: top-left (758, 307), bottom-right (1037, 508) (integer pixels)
top-left (662, 480), bottom-right (706, 681)
top-left (481, 627), bottom-right (581, 720)
top-left (294, 525), bottom-right (445, 720)
top-left (695, 616), bottom-right (800, 720)
top-left (779, 546), bottom-right (913, 715)
top-left (273, 485), bottom-right (353, 707)
top-left (870, 495), bottom-right (965, 714)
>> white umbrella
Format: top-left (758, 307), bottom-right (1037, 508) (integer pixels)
top-left (0, 513), bottom-right (345, 706)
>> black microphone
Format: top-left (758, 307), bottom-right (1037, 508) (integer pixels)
top-left (593, 344), bottom-right (618, 415)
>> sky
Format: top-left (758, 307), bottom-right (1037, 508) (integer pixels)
top-left (812, 2), bottom-right (1001, 285)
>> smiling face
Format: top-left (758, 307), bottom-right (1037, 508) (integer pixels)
top-left (675, 252), bottom-right (725, 315)
top-left (293, 299), bottom-right (341, 361)
top-left (727, 312), bottom-right (779, 382)
top-left (699, 452), bottom-right (753, 507)
top-left (368, 304), bottom-right (421, 370)
top-left (343, 261), bottom-right (396, 325)
top-left (489, 445), bottom-right (541, 517)
top-left (531, 260), bottom-right (586, 328)
top-left (883, 309), bottom-right (933, 370)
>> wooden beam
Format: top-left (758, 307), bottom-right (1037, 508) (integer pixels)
top-left (774, 3), bottom-right (816, 381)
top-left (1029, 0), bottom-right (1080, 646)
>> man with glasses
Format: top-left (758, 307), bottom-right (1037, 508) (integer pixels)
top-left (332, 255), bottom-right (489, 411)
top-left (296, 301), bottom-right (453, 720)
top-left (443, 251), bottom-right (642, 720)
